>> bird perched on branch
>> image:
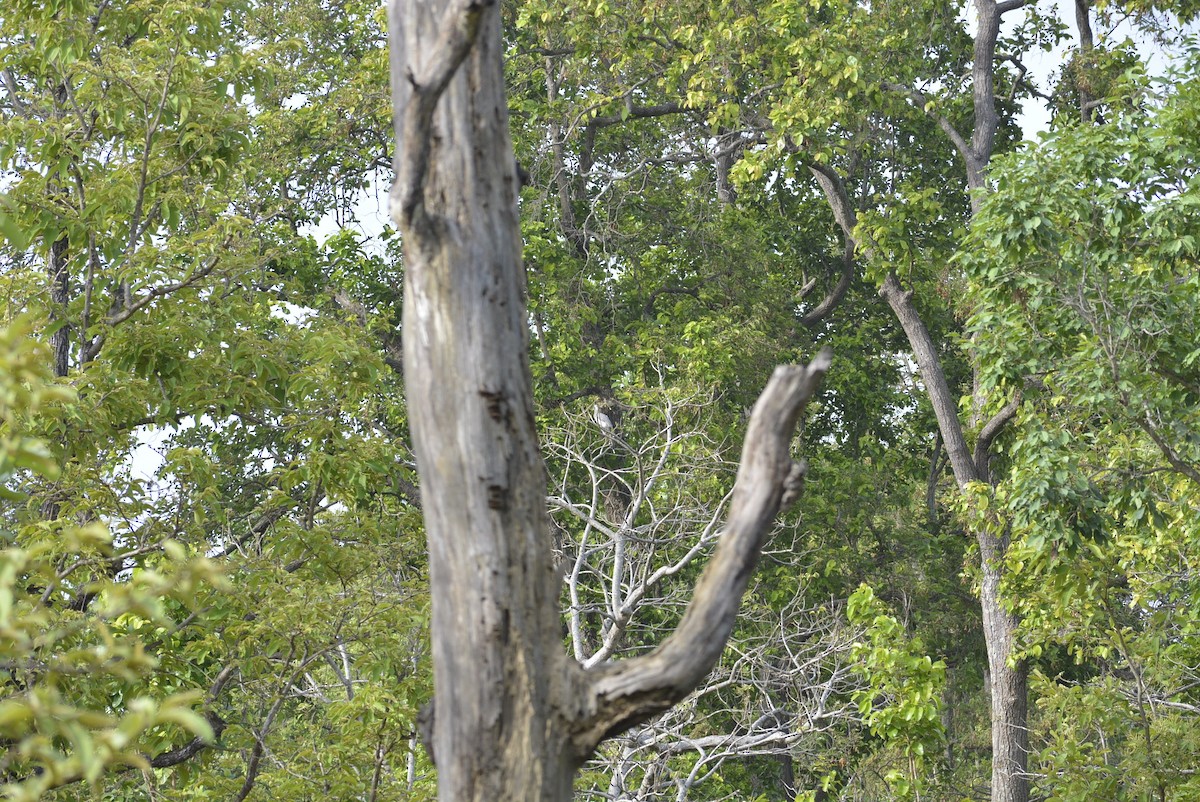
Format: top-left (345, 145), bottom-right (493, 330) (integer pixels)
top-left (592, 403), bottom-right (616, 435)
top-left (592, 403), bottom-right (629, 451)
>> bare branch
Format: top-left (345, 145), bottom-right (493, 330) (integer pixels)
top-left (83, 237), bottom-right (233, 363)
top-left (233, 647), bottom-right (312, 802)
top-left (1132, 413), bottom-right (1200, 487)
top-left (797, 165), bottom-right (857, 325)
top-left (584, 101), bottom-right (689, 130)
top-left (1, 68), bottom-right (28, 116)
top-left (880, 274), bottom-right (979, 487)
top-left (807, 163), bottom-right (857, 241)
top-left (881, 82), bottom-right (973, 165)
top-left (800, 239), bottom-right (854, 328)
top-left (573, 350), bottom-right (831, 754)
top-left (581, 597), bottom-right (863, 800)
top-left (999, 55), bottom-right (1054, 103)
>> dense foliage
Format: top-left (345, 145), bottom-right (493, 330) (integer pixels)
top-left (0, 0), bottom-right (1197, 799)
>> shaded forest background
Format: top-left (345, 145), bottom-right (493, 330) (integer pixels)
top-left (1, 0), bottom-right (1199, 799)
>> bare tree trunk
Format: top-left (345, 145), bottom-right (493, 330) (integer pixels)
top-left (881, 275), bottom-right (1029, 802)
top-left (48, 83), bottom-right (71, 378)
top-left (390, 1), bottom-right (579, 797)
top-left (388, 1), bottom-right (830, 799)
top-left (545, 64), bottom-right (588, 259)
top-left (779, 754), bottom-right (797, 799)
top-left (715, 128), bottom-right (738, 205)
top-left (961, 8), bottom-right (1030, 799)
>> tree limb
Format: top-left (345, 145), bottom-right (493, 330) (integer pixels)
top-left (1132, 413), bottom-right (1200, 488)
top-left (82, 240), bottom-right (231, 363)
top-left (807, 163), bottom-right (857, 241)
top-left (584, 101), bottom-right (688, 130)
top-left (879, 274), bottom-right (979, 487)
top-left (800, 239), bottom-right (854, 328)
top-left (881, 82), bottom-right (974, 169)
top-left (798, 164), bottom-right (857, 325)
top-left (973, 393), bottom-right (1021, 483)
top-left (1, 68), bottom-right (28, 116)
top-left (807, 161), bottom-right (996, 488)
top-left (572, 349), bottom-right (831, 754)
top-left (150, 664), bottom-right (238, 768)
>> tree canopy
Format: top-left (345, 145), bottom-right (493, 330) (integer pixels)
top-left (1, 0), bottom-right (1199, 800)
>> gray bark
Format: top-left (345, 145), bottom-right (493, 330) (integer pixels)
top-left (391, 2), bottom-right (574, 797)
top-left (545, 65), bottom-right (588, 259)
top-left (810, 74), bottom-right (1029, 794)
top-left (980, 534), bottom-right (1029, 802)
top-left (1074, 0), bottom-right (1096, 122)
top-left (963, 8), bottom-right (1031, 799)
top-left (388, 1), bottom-right (830, 799)
top-left (880, 262), bottom-right (1028, 802)
top-left (47, 79), bottom-right (71, 378)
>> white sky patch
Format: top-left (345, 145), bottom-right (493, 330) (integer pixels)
top-left (308, 173), bottom-right (392, 246)
top-left (282, 92), bottom-right (309, 111)
top-left (1008, 3), bottom-right (1199, 138)
top-left (126, 424), bottom-right (172, 493)
top-left (271, 300), bottom-right (317, 327)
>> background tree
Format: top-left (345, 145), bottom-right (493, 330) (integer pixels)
top-left (961, 61), bottom-right (1200, 799)
top-left (505, 0), bottom-right (1200, 798)
top-left (0, 2), bottom-right (432, 799)
top-left (2, 0), bottom-right (1198, 799)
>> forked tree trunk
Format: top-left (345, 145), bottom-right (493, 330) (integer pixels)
top-left (388, 1), bottom-right (830, 799)
top-left (817, 111), bottom-right (1029, 798)
top-left (881, 271), bottom-right (1030, 802)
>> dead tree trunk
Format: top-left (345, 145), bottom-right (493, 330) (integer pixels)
top-left (388, 1), bottom-right (830, 799)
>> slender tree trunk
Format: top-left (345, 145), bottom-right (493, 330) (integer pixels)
top-left (966, 9), bottom-right (1030, 797)
top-left (885, 274), bottom-right (1029, 802)
top-left (779, 754), bottom-right (797, 799)
top-left (46, 78), bottom-right (74, 378)
top-left (48, 234), bottom-right (70, 378)
top-left (1074, 0), bottom-right (1096, 122)
top-left (545, 65), bottom-right (588, 260)
top-left (821, 145), bottom-right (1029, 800)
top-left (715, 128), bottom-right (738, 205)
